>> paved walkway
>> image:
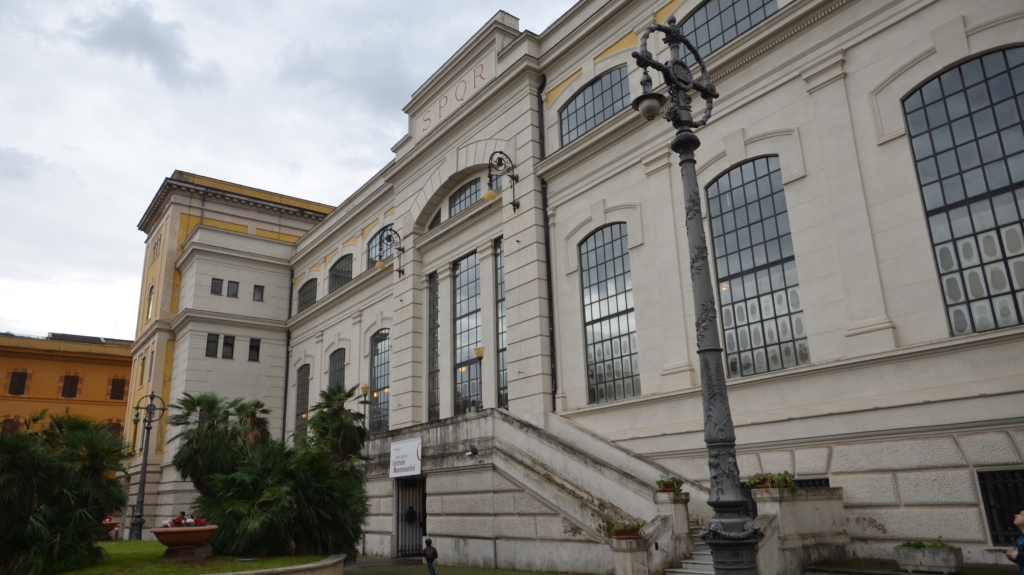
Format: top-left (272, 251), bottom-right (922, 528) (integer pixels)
top-left (347, 557), bottom-right (423, 570)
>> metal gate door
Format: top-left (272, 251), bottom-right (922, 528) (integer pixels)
top-left (396, 477), bottom-right (426, 557)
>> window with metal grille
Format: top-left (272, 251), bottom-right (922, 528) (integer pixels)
top-left (367, 225), bottom-right (394, 269)
top-left (904, 47), bottom-right (1024, 335)
top-left (110, 378), bottom-right (126, 400)
top-left (222, 336), bottom-right (235, 359)
top-left (560, 66), bottom-right (630, 147)
top-left (978, 469), bottom-right (1024, 545)
top-left (253, 285), bottom-right (264, 301)
top-left (61, 375), bottom-right (79, 398)
top-left (370, 329), bottom-right (390, 433)
top-left (329, 348), bottom-right (345, 390)
top-left (453, 253), bottom-right (482, 415)
top-left (211, 278), bottom-right (223, 295)
top-left (495, 238), bottom-right (508, 410)
top-left (227, 281), bottom-right (239, 297)
top-left (205, 334), bottom-right (219, 357)
top-left (709, 156), bottom-right (810, 377)
top-left (1, 418), bottom-right (19, 435)
top-left (249, 339), bottom-right (261, 361)
top-left (329, 255), bottom-right (354, 293)
top-left (427, 272), bottom-right (440, 422)
top-left (449, 179), bottom-right (480, 218)
top-left (679, 0), bottom-right (779, 65)
top-left (297, 279), bottom-right (317, 313)
top-left (8, 372), bottom-right (27, 395)
top-left (295, 364), bottom-right (310, 436)
top-left (794, 477), bottom-right (830, 489)
top-left (579, 223), bottom-right (640, 404)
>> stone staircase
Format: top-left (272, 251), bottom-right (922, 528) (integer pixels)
top-left (666, 527), bottom-right (714, 575)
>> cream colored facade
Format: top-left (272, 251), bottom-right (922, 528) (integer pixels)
top-left (131, 0), bottom-right (1024, 571)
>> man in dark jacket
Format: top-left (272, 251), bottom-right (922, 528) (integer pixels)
top-left (423, 538), bottom-right (438, 575)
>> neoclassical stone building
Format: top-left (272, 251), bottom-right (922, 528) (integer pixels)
top-left (128, 0), bottom-right (1024, 572)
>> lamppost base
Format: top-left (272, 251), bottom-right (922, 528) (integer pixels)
top-left (700, 515), bottom-right (762, 575)
top-left (129, 517), bottom-right (146, 541)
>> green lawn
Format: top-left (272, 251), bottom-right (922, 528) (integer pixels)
top-left (67, 541), bottom-right (328, 575)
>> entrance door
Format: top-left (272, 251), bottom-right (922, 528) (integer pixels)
top-left (395, 476), bottom-right (426, 557)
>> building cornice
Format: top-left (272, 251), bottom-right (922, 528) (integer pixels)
top-left (131, 322), bottom-right (174, 354)
top-left (286, 265), bottom-right (393, 332)
top-left (176, 234), bottom-right (293, 272)
top-left (169, 309), bottom-right (287, 333)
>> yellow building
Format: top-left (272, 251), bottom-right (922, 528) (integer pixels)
top-left (0, 332), bottom-right (133, 435)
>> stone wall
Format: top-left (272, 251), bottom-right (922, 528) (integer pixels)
top-left (656, 427), bottom-right (1024, 564)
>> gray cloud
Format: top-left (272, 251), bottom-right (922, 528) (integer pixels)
top-left (73, 2), bottom-right (223, 89)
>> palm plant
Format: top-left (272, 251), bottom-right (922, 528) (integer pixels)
top-left (0, 413), bottom-right (130, 575)
top-left (305, 384), bottom-right (367, 461)
top-left (234, 399), bottom-right (272, 447)
top-left (167, 393), bottom-right (246, 498)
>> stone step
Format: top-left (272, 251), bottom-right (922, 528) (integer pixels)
top-left (680, 559), bottom-right (716, 570)
top-left (666, 567), bottom-right (715, 575)
top-left (691, 551), bottom-right (712, 560)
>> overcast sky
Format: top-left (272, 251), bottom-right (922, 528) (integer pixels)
top-left (0, 0), bottom-right (577, 341)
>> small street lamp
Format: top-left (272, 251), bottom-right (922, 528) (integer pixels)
top-left (128, 391), bottom-right (167, 541)
top-left (483, 151), bottom-right (520, 211)
top-left (632, 16), bottom-right (762, 574)
top-left (372, 228), bottom-right (405, 276)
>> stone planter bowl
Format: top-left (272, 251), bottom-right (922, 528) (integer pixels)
top-left (101, 521), bottom-right (118, 534)
top-left (151, 525), bottom-right (219, 550)
top-left (893, 546), bottom-right (963, 574)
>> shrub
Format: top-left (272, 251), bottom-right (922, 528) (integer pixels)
top-left (170, 387), bottom-right (369, 560)
top-left (748, 471), bottom-right (799, 492)
top-left (900, 538), bottom-right (954, 549)
top-left (0, 413), bottom-right (131, 575)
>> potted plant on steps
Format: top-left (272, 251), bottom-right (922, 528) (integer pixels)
top-left (151, 512), bottom-right (218, 560)
top-left (748, 471), bottom-right (799, 491)
top-left (656, 473), bottom-right (683, 493)
top-left (612, 520), bottom-right (646, 540)
top-left (893, 538), bottom-right (963, 574)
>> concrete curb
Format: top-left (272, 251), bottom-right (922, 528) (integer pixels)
top-left (210, 554), bottom-right (346, 575)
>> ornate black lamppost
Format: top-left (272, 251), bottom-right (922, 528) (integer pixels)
top-left (482, 151), bottom-right (520, 212)
top-left (632, 16), bottom-right (762, 574)
top-left (128, 391), bottom-right (167, 540)
top-left (373, 227), bottom-right (406, 276)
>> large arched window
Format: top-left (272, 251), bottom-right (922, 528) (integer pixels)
top-left (679, 0), bottom-right (779, 65)
top-left (579, 223), bottom-right (639, 404)
top-left (369, 329), bottom-right (390, 433)
top-left (297, 279), bottom-right (317, 313)
top-left (709, 156), bottom-right (809, 377)
top-left (295, 364), bottom-right (310, 436)
top-left (904, 46), bottom-right (1024, 334)
top-left (449, 178), bottom-right (480, 218)
top-left (328, 348), bottom-right (345, 390)
top-left (560, 66), bottom-right (630, 147)
top-left (328, 255), bottom-right (353, 293)
top-left (367, 225), bottom-right (394, 269)
top-left (495, 238), bottom-right (508, 410)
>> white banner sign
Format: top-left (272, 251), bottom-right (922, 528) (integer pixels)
top-left (389, 438), bottom-right (422, 478)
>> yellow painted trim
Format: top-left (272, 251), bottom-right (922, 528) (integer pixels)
top-left (293, 273), bottom-right (306, 286)
top-left (178, 213), bottom-right (249, 245)
top-left (343, 235), bottom-right (358, 247)
top-left (309, 262), bottom-right (322, 272)
top-left (655, 0), bottom-right (685, 24)
top-left (325, 247), bottom-right (339, 264)
top-left (172, 171), bottom-right (334, 215)
top-left (170, 269), bottom-right (181, 315)
top-left (383, 206), bottom-right (396, 217)
top-left (362, 218), bottom-right (380, 238)
top-left (546, 69), bottom-right (582, 108)
top-left (156, 340), bottom-right (174, 455)
top-left (594, 32), bottom-right (639, 62)
top-left (255, 228), bottom-right (302, 243)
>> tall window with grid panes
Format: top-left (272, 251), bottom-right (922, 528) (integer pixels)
top-left (709, 156), bottom-right (809, 377)
top-left (427, 272), bottom-right (440, 422)
top-left (904, 46), bottom-right (1024, 334)
top-left (453, 253), bottom-right (482, 414)
top-left (369, 330), bottom-right (390, 433)
top-left (495, 239), bottom-right (508, 410)
top-left (579, 223), bottom-right (639, 404)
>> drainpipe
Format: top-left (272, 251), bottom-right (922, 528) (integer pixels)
top-left (535, 74), bottom-right (558, 413)
top-left (282, 269), bottom-right (293, 442)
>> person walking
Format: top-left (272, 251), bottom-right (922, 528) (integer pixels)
top-left (1005, 509), bottom-right (1024, 574)
top-left (423, 538), bottom-right (438, 575)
